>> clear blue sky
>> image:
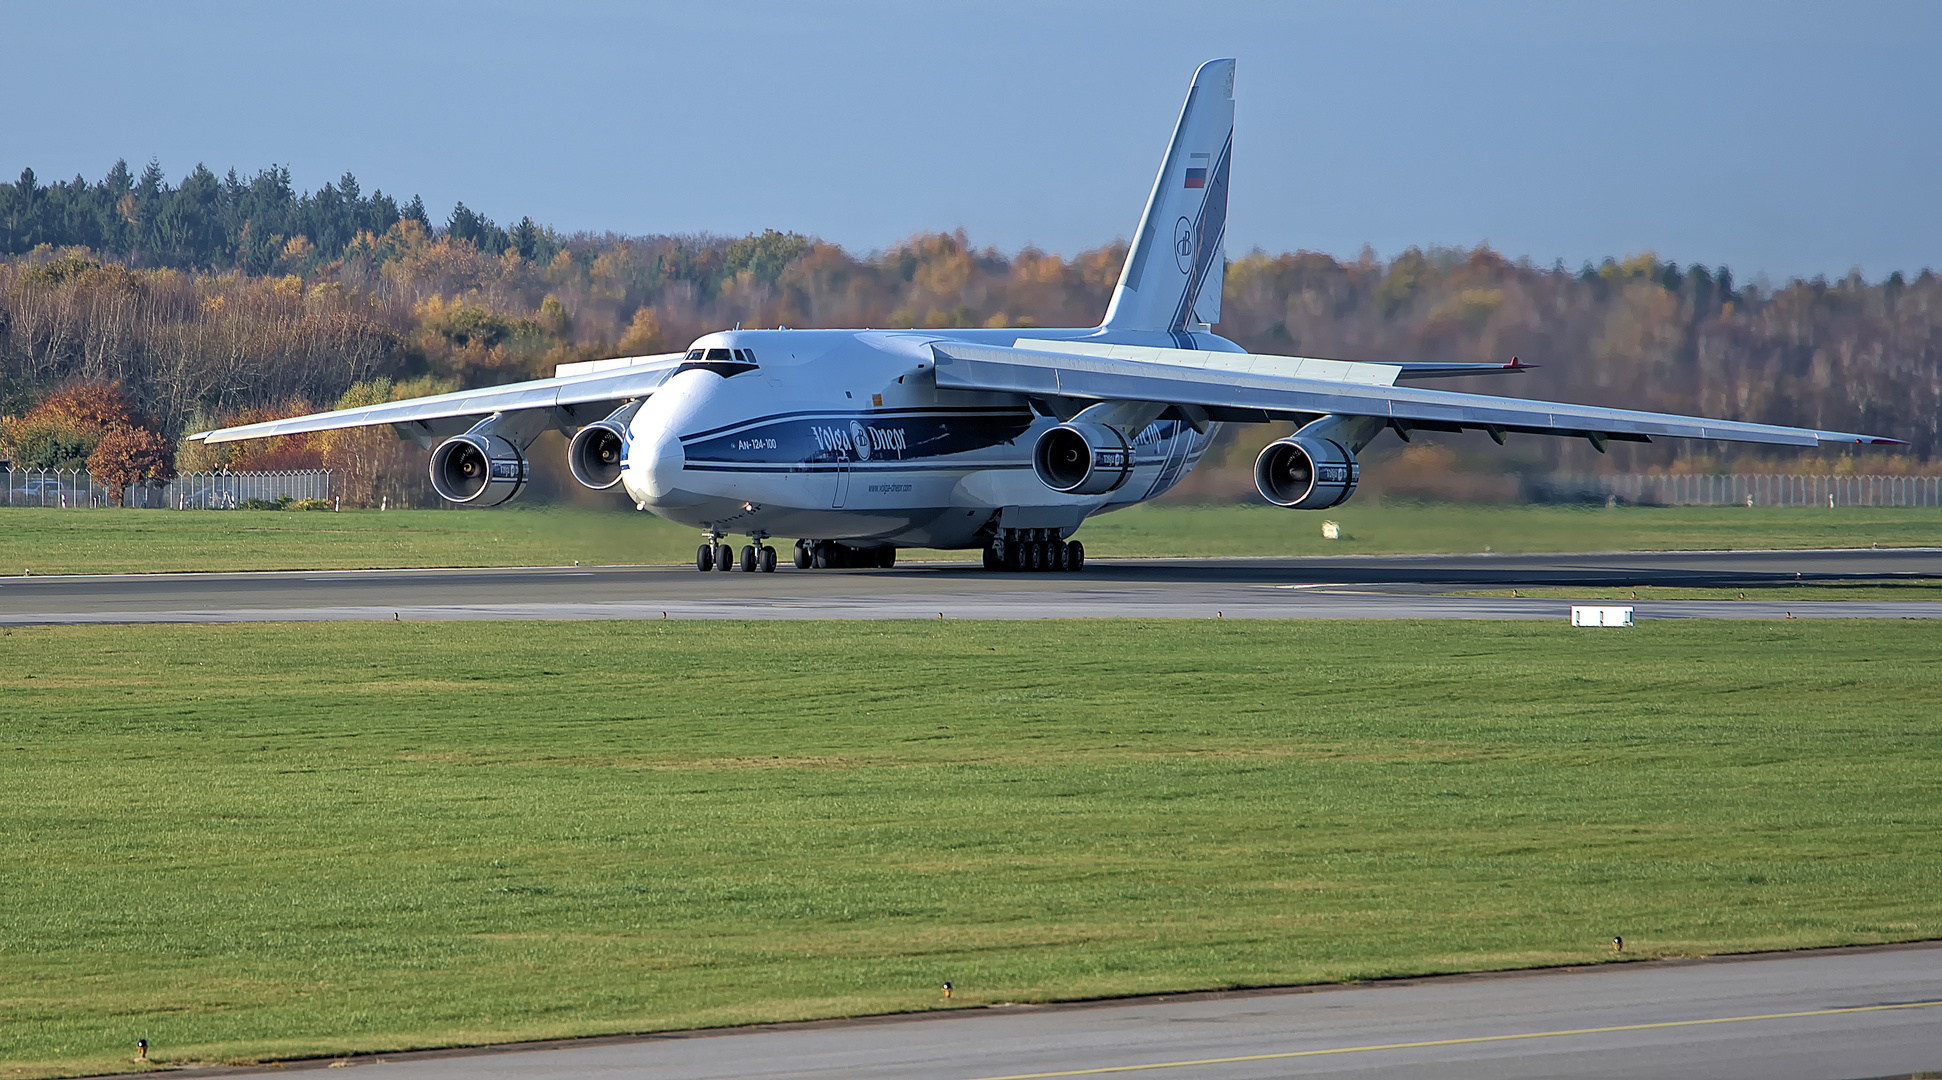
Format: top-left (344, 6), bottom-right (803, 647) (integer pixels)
top-left (8, 0), bottom-right (1937, 282)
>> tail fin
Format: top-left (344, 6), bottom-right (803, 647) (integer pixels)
top-left (1101, 58), bottom-right (1234, 336)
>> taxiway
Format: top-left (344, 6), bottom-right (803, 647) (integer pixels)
top-left (1, 548), bottom-right (1937, 624)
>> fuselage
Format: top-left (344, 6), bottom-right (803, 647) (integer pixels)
top-left (619, 325), bottom-right (1238, 547)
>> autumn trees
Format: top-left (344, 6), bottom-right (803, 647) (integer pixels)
top-left (0, 381), bottom-right (176, 502)
top-left (3, 155), bottom-right (1939, 492)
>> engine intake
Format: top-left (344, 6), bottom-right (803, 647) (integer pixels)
top-left (430, 433), bottom-right (527, 505)
top-left (1032, 422), bottom-right (1133, 495)
top-left (1254, 435), bottom-right (1359, 509)
top-left (567, 420), bottom-right (628, 490)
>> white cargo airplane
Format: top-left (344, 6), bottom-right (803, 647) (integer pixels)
top-left (194, 59), bottom-right (1899, 574)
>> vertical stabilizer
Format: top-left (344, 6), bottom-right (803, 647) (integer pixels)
top-left (1101, 59), bottom-right (1234, 337)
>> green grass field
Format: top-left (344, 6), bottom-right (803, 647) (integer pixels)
top-left (4, 619), bottom-right (1939, 1077)
top-left (1, 502), bottom-right (1938, 575)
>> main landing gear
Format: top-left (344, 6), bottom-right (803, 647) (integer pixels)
top-left (695, 536), bottom-right (778, 573)
top-left (794, 539), bottom-right (895, 569)
top-left (983, 530), bottom-right (1084, 573)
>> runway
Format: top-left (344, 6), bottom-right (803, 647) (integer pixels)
top-left (173, 942), bottom-right (1942, 1080)
top-left (1, 548), bottom-right (1938, 624)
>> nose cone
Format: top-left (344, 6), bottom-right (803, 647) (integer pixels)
top-left (620, 368), bottom-right (714, 507)
top-left (623, 416), bottom-right (685, 501)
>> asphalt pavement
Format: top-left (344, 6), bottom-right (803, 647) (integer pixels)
top-left (2, 548), bottom-right (1938, 623)
top-left (169, 942), bottom-right (1942, 1080)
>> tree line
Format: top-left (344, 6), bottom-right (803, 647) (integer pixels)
top-left (2, 160), bottom-right (1937, 503)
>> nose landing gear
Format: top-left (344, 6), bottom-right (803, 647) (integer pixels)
top-left (695, 533), bottom-right (778, 572)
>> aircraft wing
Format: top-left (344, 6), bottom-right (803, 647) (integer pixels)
top-left (931, 342), bottom-right (1901, 448)
top-left (190, 352), bottom-right (686, 444)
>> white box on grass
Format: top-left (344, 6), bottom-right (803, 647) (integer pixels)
top-left (1571, 605), bottom-right (1634, 627)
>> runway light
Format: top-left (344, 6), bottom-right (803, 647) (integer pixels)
top-left (137, 1039), bottom-right (147, 1060)
top-left (1613, 936), bottom-right (1623, 952)
top-left (943, 981), bottom-right (953, 999)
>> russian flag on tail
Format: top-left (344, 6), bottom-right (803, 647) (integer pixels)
top-left (1184, 152), bottom-right (1209, 189)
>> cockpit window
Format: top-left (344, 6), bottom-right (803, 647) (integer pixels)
top-left (674, 345), bottom-right (760, 377)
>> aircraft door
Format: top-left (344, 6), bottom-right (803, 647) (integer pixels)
top-left (832, 461), bottom-right (850, 507)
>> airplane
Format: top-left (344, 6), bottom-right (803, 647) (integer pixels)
top-left (192, 58), bottom-right (1900, 575)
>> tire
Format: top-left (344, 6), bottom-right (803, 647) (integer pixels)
top-left (716, 544), bottom-right (733, 571)
top-left (696, 544), bottom-right (714, 572)
top-left (760, 545), bottom-right (777, 573)
top-left (983, 545), bottom-right (1001, 571)
top-left (813, 542), bottom-right (829, 570)
top-left (1027, 541), bottom-right (1043, 572)
top-left (794, 540), bottom-right (812, 570)
top-left (876, 547), bottom-right (895, 568)
top-left (740, 544), bottom-right (757, 572)
top-left (1068, 540), bottom-right (1085, 572)
top-left (1053, 540), bottom-right (1070, 571)
top-left (1002, 541), bottom-right (1020, 572)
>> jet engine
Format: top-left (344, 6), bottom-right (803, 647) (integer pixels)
top-left (430, 432), bottom-right (528, 505)
top-left (1253, 435), bottom-right (1359, 509)
top-left (1032, 422), bottom-right (1133, 495)
top-left (567, 420), bottom-right (628, 490)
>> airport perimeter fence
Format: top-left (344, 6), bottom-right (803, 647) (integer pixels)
top-left (1534, 473), bottom-right (1942, 508)
top-left (2, 468), bottom-right (333, 509)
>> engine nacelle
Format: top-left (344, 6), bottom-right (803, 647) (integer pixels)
top-left (430, 433), bottom-right (527, 505)
top-left (1254, 435), bottom-right (1359, 509)
top-left (566, 419), bottom-right (627, 490)
top-left (1032, 422), bottom-right (1133, 495)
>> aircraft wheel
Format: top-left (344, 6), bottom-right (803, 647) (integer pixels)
top-left (760, 545), bottom-right (778, 573)
top-left (982, 545), bottom-right (1001, 571)
top-left (879, 547), bottom-right (896, 568)
top-left (715, 544), bottom-right (733, 571)
top-left (813, 542), bottom-right (830, 570)
top-left (794, 540), bottom-right (812, 569)
top-left (1023, 541), bottom-right (1039, 572)
top-left (1068, 540), bottom-right (1084, 572)
top-left (740, 545), bottom-right (757, 572)
top-left (1053, 540), bottom-right (1070, 572)
top-left (696, 544), bottom-right (714, 572)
